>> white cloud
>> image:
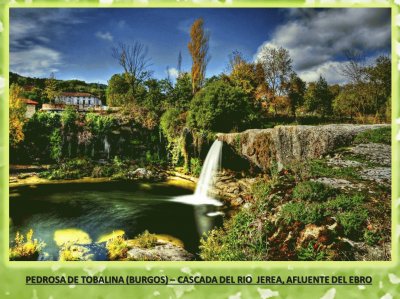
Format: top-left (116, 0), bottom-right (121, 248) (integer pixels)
top-left (254, 8), bottom-right (390, 84)
top-left (11, 45), bottom-right (62, 77)
top-left (95, 31), bottom-right (113, 42)
top-left (167, 67), bottom-right (179, 79)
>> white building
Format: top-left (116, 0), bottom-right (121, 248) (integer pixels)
top-left (56, 92), bottom-right (102, 111)
top-left (23, 99), bottom-right (38, 118)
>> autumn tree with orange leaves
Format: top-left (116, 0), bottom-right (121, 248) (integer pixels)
top-left (188, 18), bottom-right (210, 94)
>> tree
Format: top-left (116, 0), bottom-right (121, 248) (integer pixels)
top-left (106, 74), bottom-right (131, 107)
top-left (287, 73), bottom-right (306, 117)
top-left (188, 18), bottom-right (210, 94)
top-left (44, 73), bottom-right (60, 104)
top-left (167, 72), bottom-right (193, 110)
top-left (257, 45), bottom-right (293, 115)
top-left (187, 80), bottom-right (254, 132)
top-left (112, 42), bottom-right (152, 92)
top-left (9, 84), bottom-right (27, 148)
top-left (304, 76), bottom-right (333, 116)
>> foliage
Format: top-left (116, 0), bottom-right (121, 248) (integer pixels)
top-left (9, 229), bottom-right (45, 261)
top-left (325, 194), bottom-right (365, 212)
top-left (337, 209), bottom-right (368, 238)
top-left (297, 241), bottom-right (328, 261)
top-left (44, 73), bottom-right (61, 103)
top-left (354, 127), bottom-right (391, 145)
top-left (308, 160), bottom-right (361, 180)
top-left (304, 76), bottom-right (334, 116)
top-left (280, 202), bottom-right (326, 225)
top-left (106, 235), bottom-right (129, 261)
top-left (9, 84), bottom-right (27, 148)
top-left (287, 72), bottom-right (306, 117)
top-left (188, 18), bottom-right (210, 94)
top-left (187, 79), bottom-right (254, 132)
top-left (257, 45), bottom-right (292, 115)
top-left (40, 158), bottom-right (93, 180)
top-left (200, 205), bottom-right (270, 260)
top-left (292, 181), bottom-right (336, 202)
top-left (363, 230), bottom-right (382, 246)
top-left (50, 129), bottom-right (62, 162)
top-left (189, 157), bottom-right (202, 177)
top-left (134, 230), bottom-right (158, 248)
top-left (106, 73), bottom-right (131, 107)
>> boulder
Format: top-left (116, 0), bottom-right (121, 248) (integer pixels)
top-left (127, 243), bottom-right (194, 261)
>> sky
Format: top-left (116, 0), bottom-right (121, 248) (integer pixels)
top-left (10, 8), bottom-right (391, 85)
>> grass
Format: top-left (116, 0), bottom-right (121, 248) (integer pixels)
top-left (354, 127), bottom-right (391, 145)
top-left (9, 229), bottom-right (45, 261)
top-left (308, 160), bottom-right (361, 180)
top-left (293, 181), bottom-right (336, 202)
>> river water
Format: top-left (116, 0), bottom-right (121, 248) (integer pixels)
top-left (9, 181), bottom-right (223, 261)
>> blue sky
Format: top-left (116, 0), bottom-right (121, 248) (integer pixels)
top-left (10, 8), bottom-right (390, 85)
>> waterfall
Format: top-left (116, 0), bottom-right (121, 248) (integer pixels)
top-left (194, 140), bottom-right (223, 198)
top-left (172, 140), bottom-right (223, 206)
top-left (104, 136), bottom-right (110, 159)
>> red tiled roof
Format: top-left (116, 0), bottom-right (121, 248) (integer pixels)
top-left (22, 98), bottom-right (39, 105)
top-left (61, 92), bottom-right (94, 97)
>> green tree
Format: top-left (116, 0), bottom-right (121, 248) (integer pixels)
top-left (44, 73), bottom-right (60, 103)
top-left (287, 72), bottom-right (306, 117)
top-left (167, 72), bottom-right (193, 110)
top-left (304, 76), bottom-right (333, 117)
top-left (9, 84), bottom-right (27, 148)
top-left (106, 74), bottom-right (131, 107)
top-left (187, 80), bottom-right (254, 132)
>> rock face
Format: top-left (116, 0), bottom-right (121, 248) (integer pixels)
top-left (217, 124), bottom-right (389, 171)
top-left (127, 243), bottom-right (194, 261)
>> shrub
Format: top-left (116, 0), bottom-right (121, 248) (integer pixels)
top-left (325, 194), bottom-right (365, 212)
top-left (106, 235), bottom-right (129, 261)
top-left (190, 157), bottom-right (202, 177)
top-left (293, 181), bottom-right (336, 202)
top-left (280, 202), bottom-right (326, 225)
top-left (200, 207), bottom-right (271, 261)
top-left (187, 80), bottom-right (254, 133)
top-left (134, 230), bottom-right (158, 249)
top-left (363, 230), bottom-right (382, 246)
top-left (251, 180), bottom-right (273, 201)
top-left (9, 229), bottom-right (45, 261)
top-left (354, 127), bottom-right (391, 145)
top-left (297, 241), bottom-right (328, 261)
top-left (337, 209), bottom-right (368, 238)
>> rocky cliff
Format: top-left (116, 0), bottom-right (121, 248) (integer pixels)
top-left (217, 124), bottom-right (389, 171)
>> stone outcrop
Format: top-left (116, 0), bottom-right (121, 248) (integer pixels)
top-left (127, 243), bottom-right (194, 261)
top-left (217, 124), bottom-right (389, 171)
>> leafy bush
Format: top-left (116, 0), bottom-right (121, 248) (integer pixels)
top-left (106, 235), bottom-right (129, 261)
top-left (325, 194), bottom-right (365, 212)
top-left (200, 206), bottom-right (271, 261)
top-left (354, 127), bottom-right (391, 145)
top-left (40, 158), bottom-right (93, 180)
top-left (280, 202), bottom-right (326, 225)
top-left (251, 180), bottom-right (273, 201)
top-left (134, 230), bottom-right (158, 249)
top-left (363, 230), bottom-right (382, 246)
top-left (187, 80), bottom-right (254, 133)
top-left (9, 229), bottom-right (45, 261)
top-left (293, 181), bottom-right (336, 202)
top-left (337, 209), bottom-right (368, 238)
top-left (297, 241), bottom-right (328, 261)
top-left (189, 157), bottom-right (202, 177)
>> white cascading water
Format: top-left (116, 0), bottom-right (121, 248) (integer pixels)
top-left (194, 140), bottom-right (223, 198)
top-left (172, 140), bottom-right (223, 206)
